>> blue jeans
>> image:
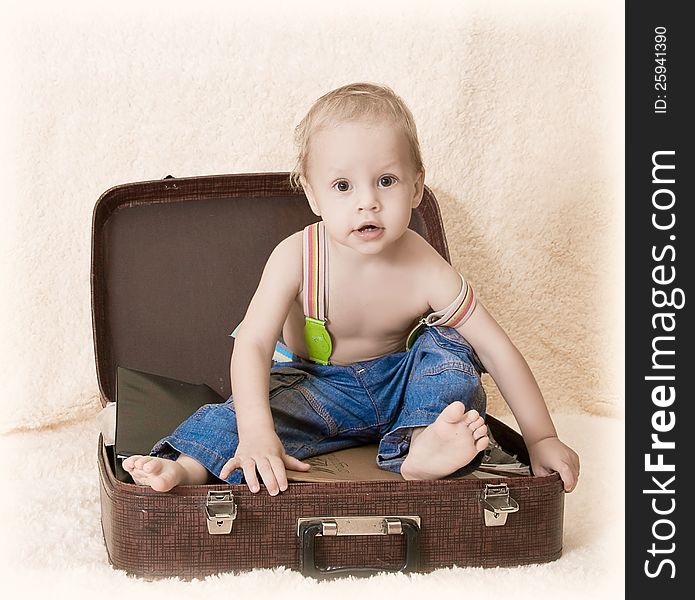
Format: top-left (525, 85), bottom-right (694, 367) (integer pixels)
top-left (151, 326), bottom-right (487, 483)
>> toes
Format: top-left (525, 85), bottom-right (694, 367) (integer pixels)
top-left (475, 435), bottom-right (489, 452)
top-left (462, 409), bottom-right (480, 425)
top-left (472, 424), bottom-right (488, 440)
top-left (133, 456), bottom-right (153, 470)
top-left (124, 457), bottom-right (181, 491)
top-left (132, 462), bottom-right (179, 492)
top-left (467, 416), bottom-right (484, 431)
top-left (142, 458), bottom-right (162, 474)
top-left (440, 401), bottom-right (467, 424)
top-left (122, 455), bottom-right (142, 470)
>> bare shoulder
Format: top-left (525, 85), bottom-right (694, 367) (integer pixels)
top-left (264, 231), bottom-right (303, 288)
top-left (272, 229), bottom-right (303, 255)
top-left (401, 230), bottom-right (467, 312)
top-left (397, 229), bottom-right (441, 264)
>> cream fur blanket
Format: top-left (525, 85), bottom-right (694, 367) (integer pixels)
top-left (1, 0), bottom-right (623, 433)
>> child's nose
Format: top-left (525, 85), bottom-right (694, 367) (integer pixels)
top-left (356, 189), bottom-right (380, 211)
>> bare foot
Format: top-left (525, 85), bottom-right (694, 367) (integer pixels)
top-left (122, 455), bottom-right (197, 492)
top-left (400, 401), bottom-right (489, 480)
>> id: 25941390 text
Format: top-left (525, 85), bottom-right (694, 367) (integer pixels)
top-left (653, 26), bottom-right (668, 114)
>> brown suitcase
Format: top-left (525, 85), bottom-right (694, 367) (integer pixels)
top-left (92, 172), bottom-right (564, 578)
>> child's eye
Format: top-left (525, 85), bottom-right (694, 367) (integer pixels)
top-left (378, 175), bottom-right (397, 188)
top-left (333, 180), bottom-right (351, 192)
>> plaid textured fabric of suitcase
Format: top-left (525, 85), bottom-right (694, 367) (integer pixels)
top-left (92, 173), bottom-right (564, 578)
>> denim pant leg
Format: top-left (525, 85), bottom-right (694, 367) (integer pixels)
top-left (150, 365), bottom-right (350, 484)
top-left (270, 362), bottom-right (386, 456)
top-left (150, 398), bottom-right (242, 482)
top-left (376, 326), bottom-right (487, 475)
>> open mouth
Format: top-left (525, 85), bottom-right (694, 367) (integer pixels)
top-left (354, 224), bottom-right (385, 240)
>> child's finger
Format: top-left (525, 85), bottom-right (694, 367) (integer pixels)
top-left (531, 463), bottom-right (551, 477)
top-left (284, 455), bottom-right (311, 471)
top-left (558, 462), bottom-right (576, 492)
top-left (255, 458), bottom-right (280, 496)
top-left (241, 460), bottom-right (261, 493)
top-left (219, 457), bottom-right (239, 480)
top-left (269, 456), bottom-right (289, 492)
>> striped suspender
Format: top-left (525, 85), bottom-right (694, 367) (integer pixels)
top-left (303, 221), bottom-right (328, 322)
top-left (423, 273), bottom-right (477, 329)
top-left (405, 273), bottom-right (477, 350)
top-left (302, 222), bottom-right (333, 365)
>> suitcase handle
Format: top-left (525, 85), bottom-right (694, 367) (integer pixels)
top-left (297, 516), bottom-right (421, 578)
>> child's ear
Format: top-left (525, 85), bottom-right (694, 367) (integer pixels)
top-left (411, 170), bottom-right (425, 209)
top-left (300, 176), bottom-right (322, 217)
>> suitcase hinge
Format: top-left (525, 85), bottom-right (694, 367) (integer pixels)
top-left (205, 490), bottom-right (237, 535)
top-left (481, 483), bottom-right (519, 527)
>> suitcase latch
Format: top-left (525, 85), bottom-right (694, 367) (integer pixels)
top-left (205, 491), bottom-right (237, 535)
top-left (481, 483), bottom-right (519, 527)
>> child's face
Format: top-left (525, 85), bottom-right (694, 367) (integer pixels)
top-left (301, 119), bottom-right (424, 256)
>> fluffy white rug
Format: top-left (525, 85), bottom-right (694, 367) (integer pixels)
top-left (0, 412), bottom-right (623, 599)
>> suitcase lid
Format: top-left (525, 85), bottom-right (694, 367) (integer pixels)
top-left (91, 172), bottom-right (450, 406)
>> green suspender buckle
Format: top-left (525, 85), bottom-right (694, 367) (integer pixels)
top-left (405, 319), bottom-right (427, 351)
top-left (304, 316), bottom-right (333, 365)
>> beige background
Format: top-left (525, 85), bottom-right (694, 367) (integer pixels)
top-left (0, 1), bottom-right (624, 597)
top-left (1, 0), bottom-right (623, 432)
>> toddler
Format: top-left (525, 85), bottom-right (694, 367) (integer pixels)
top-left (124, 82), bottom-right (580, 495)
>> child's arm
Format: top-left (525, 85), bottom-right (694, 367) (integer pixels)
top-left (426, 259), bottom-right (580, 492)
top-left (457, 302), bottom-right (579, 491)
top-left (219, 232), bottom-right (311, 495)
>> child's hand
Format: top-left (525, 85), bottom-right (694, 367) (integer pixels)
top-left (219, 431), bottom-right (311, 495)
top-left (527, 437), bottom-right (580, 493)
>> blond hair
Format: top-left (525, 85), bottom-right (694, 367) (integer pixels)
top-left (290, 82), bottom-right (424, 191)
